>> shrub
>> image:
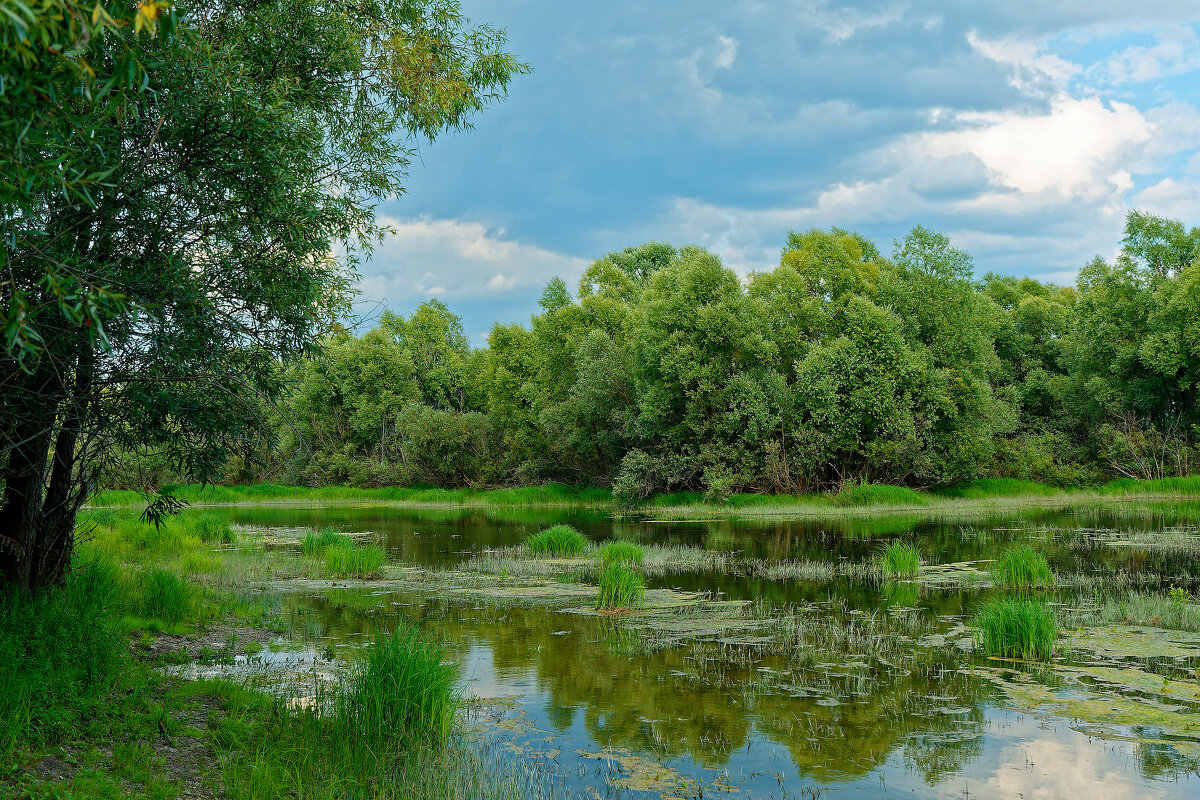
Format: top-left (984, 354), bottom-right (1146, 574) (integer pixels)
top-left (879, 540), bottom-right (920, 578)
top-left (596, 563), bottom-right (645, 610)
top-left (524, 525), bottom-right (588, 557)
top-left (335, 624), bottom-right (460, 747)
top-left (974, 598), bottom-right (1057, 660)
top-left (599, 541), bottom-right (644, 565)
top-left (991, 544), bottom-right (1054, 587)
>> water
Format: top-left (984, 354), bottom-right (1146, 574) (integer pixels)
top-left (219, 502), bottom-right (1200, 798)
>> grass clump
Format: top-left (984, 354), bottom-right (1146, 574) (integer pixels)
top-left (324, 539), bottom-right (385, 579)
top-left (974, 598), bottom-right (1057, 660)
top-left (596, 563), bottom-right (645, 610)
top-left (879, 540), bottom-right (920, 578)
top-left (991, 544), bottom-right (1055, 587)
top-left (335, 623), bottom-right (460, 747)
top-left (301, 527), bottom-right (346, 556)
top-left (833, 482), bottom-right (930, 507)
top-left (524, 524), bottom-right (588, 557)
top-left (136, 568), bottom-right (199, 624)
top-left (599, 540), bottom-right (644, 565)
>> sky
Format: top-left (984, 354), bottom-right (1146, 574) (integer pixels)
top-left (358, 1), bottom-right (1200, 343)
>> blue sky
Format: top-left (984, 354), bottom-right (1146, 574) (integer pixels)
top-left (358, 1), bottom-right (1200, 342)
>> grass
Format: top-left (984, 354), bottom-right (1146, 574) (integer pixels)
top-left (936, 478), bottom-right (1063, 498)
top-left (599, 540), bottom-right (644, 565)
top-left (974, 598), bottom-right (1057, 660)
top-left (834, 483), bottom-right (932, 507)
top-left (335, 624), bottom-right (459, 747)
top-left (524, 524), bottom-right (589, 557)
top-left (990, 544), bottom-right (1055, 587)
top-left (879, 540), bottom-right (921, 578)
top-left (595, 563), bottom-right (645, 610)
top-left (1066, 588), bottom-right (1200, 632)
top-left (301, 527), bottom-right (348, 555)
top-left (297, 528), bottom-right (386, 578)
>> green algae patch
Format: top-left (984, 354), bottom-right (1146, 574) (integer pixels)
top-left (972, 665), bottom-right (1200, 758)
top-left (1065, 625), bottom-right (1200, 660)
top-left (916, 561), bottom-right (991, 589)
top-left (576, 747), bottom-right (699, 797)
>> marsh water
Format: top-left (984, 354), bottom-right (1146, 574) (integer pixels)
top-left (222, 503), bottom-right (1200, 798)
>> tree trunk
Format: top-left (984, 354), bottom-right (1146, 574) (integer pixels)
top-left (0, 418), bottom-right (55, 590)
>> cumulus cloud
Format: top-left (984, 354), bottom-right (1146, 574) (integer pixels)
top-left (356, 216), bottom-right (588, 309)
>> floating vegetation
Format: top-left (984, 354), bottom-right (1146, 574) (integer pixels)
top-left (525, 525), bottom-right (588, 557)
top-left (990, 544), bottom-right (1054, 587)
top-left (596, 563), bottom-right (645, 611)
top-left (879, 540), bottom-right (921, 578)
top-left (974, 598), bottom-right (1057, 660)
top-left (598, 540), bottom-right (644, 565)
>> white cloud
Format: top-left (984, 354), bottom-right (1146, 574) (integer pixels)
top-left (967, 30), bottom-right (1082, 94)
top-left (1103, 25), bottom-right (1200, 84)
top-left (357, 216), bottom-right (588, 307)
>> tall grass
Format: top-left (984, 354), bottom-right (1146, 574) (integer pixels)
top-left (599, 540), bottom-right (644, 565)
top-left (937, 478), bottom-right (1063, 498)
top-left (974, 598), bottom-right (1057, 660)
top-left (0, 561), bottom-right (126, 750)
top-left (136, 568), bottom-right (199, 623)
top-left (297, 528), bottom-right (385, 578)
top-left (834, 483), bottom-right (931, 507)
top-left (335, 624), bottom-right (460, 747)
top-left (991, 544), bottom-right (1055, 587)
top-left (301, 528), bottom-right (346, 556)
top-left (524, 525), bottom-right (588, 557)
top-left (596, 563), bottom-right (645, 610)
top-left (879, 540), bottom-right (921, 578)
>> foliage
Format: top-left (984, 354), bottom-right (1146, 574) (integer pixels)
top-left (1, 0), bottom-right (527, 590)
top-left (879, 541), bottom-right (920, 578)
top-left (596, 563), bottom-right (645, 610)
top-left (973, 598), bottom-right (1057, 660)
top-left (990, 545), bottom-right (1055, 587)
top-left (524, 525), bottom-right (588, 557)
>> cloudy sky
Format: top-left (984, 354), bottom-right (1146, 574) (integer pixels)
top-left (360, 1), bottom-right (1200, 342)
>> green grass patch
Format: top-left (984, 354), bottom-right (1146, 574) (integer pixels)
top-left (834, 483), bottom-right (931, 507)
top-left (524, 524), bottom-right (588, 557)
top-left (936, 478), bottom-right (1063, 498)
top-left (1098, 475), bottom-right (1200, 496)
top-left (595, 563), bottom-right (645, 610)
top-left (599, 540), bottom-right (644, 565)
top-left (990, 544), bottom-right (1055, 587)
top-left (300, 527), bottom-right (347, 556)
top-left (323, 539), bottom-right (386, 579)
top-left (879, 540), bottom-right (921, 578)
top-left (974, 598), bottom-right (1057, 660)
top-left (335, 624), bottom-right (459, 747)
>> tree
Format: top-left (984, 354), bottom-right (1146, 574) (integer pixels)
top-left (1, 0), bottom-right (527, 590)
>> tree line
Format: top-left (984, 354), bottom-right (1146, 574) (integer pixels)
top-left (140, 211), bottom-right (1198, 502)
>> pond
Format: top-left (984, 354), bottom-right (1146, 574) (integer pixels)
top-left (217, 502), bottom-right (1200, 799)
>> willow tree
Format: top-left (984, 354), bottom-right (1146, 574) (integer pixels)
top-left (0, 0), bottom-right (526, 589)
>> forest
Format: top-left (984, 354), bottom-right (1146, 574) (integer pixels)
top-left (147, 211), bottom-right (1200, 502)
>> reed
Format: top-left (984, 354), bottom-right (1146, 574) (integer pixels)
top-left (991, 544), bottom-right (1054, 587)
top-left (879, 540), bottom-right (920, 578)
top-left (599, 540), bottom-right (644, 565)
top-left (974, 598), bottom-right (1057, 660)
top-left (595, 563), bottom-right (645, 610)
top-left (524, 524), bottom-right (588, 557)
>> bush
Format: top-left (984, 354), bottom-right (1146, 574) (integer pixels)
top-left (596, 563), bottom-right (645, 610)
top-left (879, 541), bottom-right (920, 578)
top-left (974, 598), bottom-right (1057, 660)
top-left (599, 540), bottom-right (644, 565)
top-left (991, 544), bottom-right (1054, 587)
top-left (524, 525), bottom-right (588, 557)
top-left (335, 624), bottom-right (460, 747)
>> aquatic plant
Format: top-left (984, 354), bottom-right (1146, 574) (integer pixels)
top-left (301, 528), bottom-right (346, 556)
top-left (990, 544), bottom-right (1054, 587)
top-left (879, 540), bottom-right (920, 578)
top-left (833, 483), bottom-right (931, 507)
top-left (599, 540), bottom-right (644, 565)
top-left (323, 539), bottom-right (385, 578)
top-left (974, 598), bottom-right (1057, 660)
top-left (596, 563), bottom-right (645, 610)
top-left (525, 524), bottom-right (588, 557)
top-left (335, 623), bottom-right (460, 746)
